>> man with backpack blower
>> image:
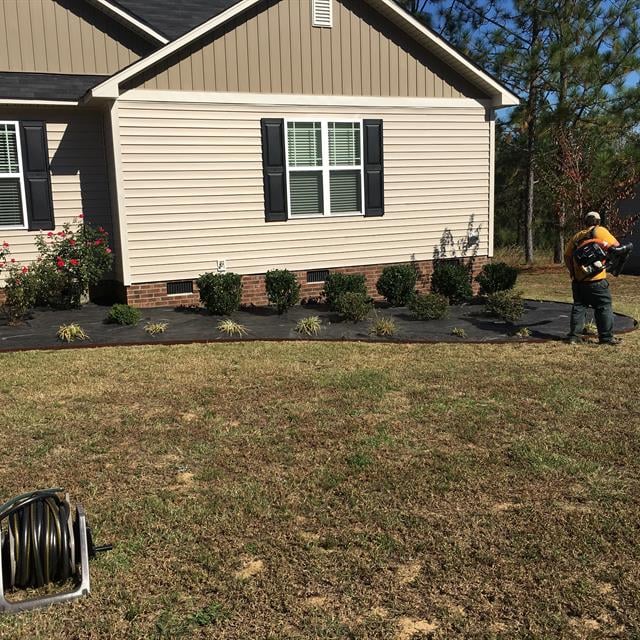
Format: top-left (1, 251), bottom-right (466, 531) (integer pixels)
top-left (564, 211), bottom-right (633, 345)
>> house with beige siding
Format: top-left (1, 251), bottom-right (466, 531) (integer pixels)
top-left (0, 0), bottom-right (518, 307)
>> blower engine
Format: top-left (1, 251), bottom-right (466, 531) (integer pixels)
top-left (0, 489), bottom-right (111, 614)
top-left (574, 237), bottom-right (633, 278)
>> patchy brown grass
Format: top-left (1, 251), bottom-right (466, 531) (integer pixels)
top-left (0, 271), bottom-right (639, 639)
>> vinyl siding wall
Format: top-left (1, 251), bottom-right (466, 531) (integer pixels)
top-left (0, 0), bottom-right (149, 75)
top-left (129, 0), bottom-right (485, 99)
top-left (0, 107), bottom-right (113, 274)
top-left (117, 98), bottom-right (490, 284)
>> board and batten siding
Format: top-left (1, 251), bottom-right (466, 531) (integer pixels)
top-left (116, 98), bottom-right (490, 283)
top-left (0, 107), bottom-right (113, 271)
top-left (128, 0), bottom-right (486, 100)
top-left (0, 0), bottom-right (150, 75)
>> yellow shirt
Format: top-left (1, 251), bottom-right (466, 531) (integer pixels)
top-left (565, 225), bottom-right (619, 282)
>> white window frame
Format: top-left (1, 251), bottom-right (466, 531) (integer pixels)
top-left (0, 121), bottom-right (28, 230)
top-left (284, 118), bottom-right (365, 220)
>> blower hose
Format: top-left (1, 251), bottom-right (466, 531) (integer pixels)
top-left (0, 489), bottom-right (111, 590)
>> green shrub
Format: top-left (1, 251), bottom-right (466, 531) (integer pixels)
top-left (335, 291), bottom-right (373, 322)
top-left (107, 304), bottom-right (141, 326)
top-left (485, 290), bottom-right (525, 323)
top-left (408, 292), bottom-right (449, 320)
top-left (323, 273), bottom-right (367, 310)
top-left (475, 262), bottom-right (518, 295)
top-left (376, 264), bottom-right (418, 306)
top-left (3, 267), bottom-right (37, 324)
top-left (265, 269), bottom-right (300, 314)
top-left (197, 272), bottom-right (243, 315)
top-left (431, 260), bottom-right (472, 304)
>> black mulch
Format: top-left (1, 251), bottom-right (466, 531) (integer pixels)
top-left (0, 300), bottom-right (636, 353)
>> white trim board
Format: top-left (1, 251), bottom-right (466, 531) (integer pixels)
top-left (89, 0), bottom-right (519, 107)
top-left (0, 99), bottom-right (79, 106)
top-left (85, 0), bottom-right (169, 45)
top-left (119, 90), bottom-right (489, 109)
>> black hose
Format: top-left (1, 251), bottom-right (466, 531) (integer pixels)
top-left (1, 490), bottom-right (85, 589)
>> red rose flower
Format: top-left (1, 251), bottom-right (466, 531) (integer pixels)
top-left (10, 258), bottom-right (16, 263)
top-left (47, 232), bottom-right (53, 238)
top-left (69, 259), bottom-right (79, 266)
top-left (94, 239), bottom-right (103, 246)
top-left (106, 248), bottom-right (112, 254)
top-left (21, 266), bottom-right (29, 274)
top-left (78, 214), bottom-right (84, 219)
top-left (98, 227), bottom-right (105, 234)
top-left (2, 241), bottom-right (9, 248)
top-left (56, 257), bottom-right (65, 269)
top-left (69, 239), bottom-right (76, 246)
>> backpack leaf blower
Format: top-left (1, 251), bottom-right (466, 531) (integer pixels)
top-left (0, 489), bottom-right (111, 614)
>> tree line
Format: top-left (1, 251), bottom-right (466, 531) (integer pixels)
top-left (397, 0), bottom-right (640, 263)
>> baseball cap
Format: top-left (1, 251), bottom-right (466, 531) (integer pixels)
top-left (585, 211), bottom-right (601, 223)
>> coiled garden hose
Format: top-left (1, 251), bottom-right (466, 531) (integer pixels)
top-left (0, 489), bottom-right (111, 613)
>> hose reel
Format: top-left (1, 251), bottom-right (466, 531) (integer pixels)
top-left (0, 489), bottom-right (111, 614)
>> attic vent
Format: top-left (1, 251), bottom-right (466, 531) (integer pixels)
top-left (307, 269), bottom-right (329, 283)
top-left (166, 280), bottom-right (194, 295)
top-left (312, 0), bottom-right (332, 27)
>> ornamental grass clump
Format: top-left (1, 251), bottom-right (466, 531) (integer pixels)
top-left (369, 313), bottom-right (396, 337)
top-left (197, 272), bottom-right (243, 315)
top-left (265, 269), bottom-right (300, 314)
top-left (323, 273), bottom-right (367, 311)
top-left (335, 292), bottom-right (373, 322)
top-left (475, 262), bottom-right (518, 295)
top-left (144, 322), bottom-right (168, 336)
top-left (107, 304), bottom-right (142, 326)
top-left (57, 323), bottom-right (89, 343)
top-left (295, 316), bottom-right (322, 336)
top-left (451, 327), bottom-right (467, 338)
top-left (217, 319), bottom-right (248, 337)
top-left (376, 264), bottom-right (417, 306)
top-left (486, 290), bottom-right (525, 323)
top-left (431, 260), bottom-right (472, 304)
top-left (407, 292), bottom-right (448, 321)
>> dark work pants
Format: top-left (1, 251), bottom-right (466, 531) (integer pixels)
top-left (569, 279), bottom-right (614, 342)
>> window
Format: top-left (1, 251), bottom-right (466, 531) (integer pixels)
top-left (286, 120), bottom-right (363, 218)
top-left (0, 122), bottom-right (27, 229)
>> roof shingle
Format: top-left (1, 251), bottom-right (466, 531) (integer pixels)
top-left (110, 0), bottom-right (242, 40)
top-left (0, 72), bottom-right (109, 102)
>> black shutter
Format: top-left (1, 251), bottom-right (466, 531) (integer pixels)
top-left (261, 118), bottom-right (288, 222)
top-left (20, 121), bottom-right (54, 231)
top-left (363, 119), bottom-right (384, 217)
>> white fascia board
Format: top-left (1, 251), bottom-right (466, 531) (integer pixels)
top-left (91, 0), bottom-right (519, 107)
top-left (0, 99), bottom-right (79, 106)
top-left (120, 89), bottom-right (489, 109)
top-left (85, 0), bottom-right (169, 45)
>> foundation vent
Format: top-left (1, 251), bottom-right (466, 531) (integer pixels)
top-left (166, 280), bottom-right (194, 295)
top-left (312, 0), bottom-right (332, 27)
top-left (307, 269), bottom-right (329, 283)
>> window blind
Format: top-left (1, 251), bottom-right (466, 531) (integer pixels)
top-left (0, 124), bottom-right (19, 174)
top-left (329, 122), bottom-right (360, 166)
top-left (0, 179), bottom-right (24, 226)
top-left (287, 122), bottom-right (322, 166)
top-left (330, 170), bottom-right (361, 213)
top-left (290, 171), bottom-right (323, 215)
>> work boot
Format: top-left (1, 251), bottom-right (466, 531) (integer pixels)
top-left (600, 336), bottom-right (622, 345)
top-left (567, 335), bottom-right (583, 345)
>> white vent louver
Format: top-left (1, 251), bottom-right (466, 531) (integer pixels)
top-left (312, 0), bottom-right (332, 27)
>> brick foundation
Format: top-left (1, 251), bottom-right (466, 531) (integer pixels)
top-left (123, 257), bottom-right (488, 308)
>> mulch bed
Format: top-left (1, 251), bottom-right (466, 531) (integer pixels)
top-left (0, 300), bottom-right (636, 352)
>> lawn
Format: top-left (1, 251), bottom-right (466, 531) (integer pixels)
top-left (0, 265), bottom-right (638, 639)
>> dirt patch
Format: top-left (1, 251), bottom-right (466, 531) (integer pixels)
top-left (395, 617), bottom-right (438, 639)
top-left (234, 558), bottom-right (264, 580)
top-left (175, 471), bottom-right (195, 485)
top-left (305, 596), bottom-right (328, 608)
top-left (490, 502), bottom-right (521, 513)
top-left (397, 561), bottom-right (422, 585)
